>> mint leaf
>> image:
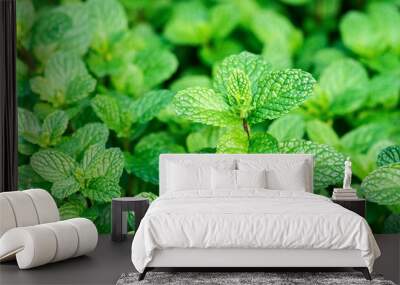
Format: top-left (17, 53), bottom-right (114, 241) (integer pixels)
top-left (361, 163), bottom-right (400, 205)
top-left (268, 114), bottom-right (305, 141)
top-left (51, 176), bottom-right (80, 199)
top-left (249, 133), bottom-right (279, 153)
top-left (83, 147), bottom-right (124, 181)
top-left (18, 108), bottom-right (41, 145)
top-left (319, 59), bottom-right (368, 115)
top-left (164, 1), bottom-right (211, 45)
top-left (125, 133), bottom-right (184, 184)
top-left (42, 111), bottom-right (69, 145)
top-left (30, 52), bottom-right (96, 107)
top-left (91, 95), bottom-right (122, 133)
top-left (186, 127), bottom-right (221, 153)
top-left (88, 0), bottom-right (127, 51)
top-left (173, 87), bottom-right (240, 127)
top-left (384, 214), bottom-right (400, 234)
top-left (58, 123), bottom-right (109, 158)
top-left (306, 119), bottom-right (340, 147)
top-left (225, 69), bottom-right (252, 118)
top-left (340, 11), bottom-right (385, 58)
top-left (16, 0), bottom-right (35, 48)
top-left (134, 48), bottom-right (178, 90)
top-left (250, 69), bottom-right (315, 123)
top-left (18, 165), bottom-right (46, 190)
top-left (82, 177), bottom-right (121, 203)
top-left (93, 204), bottom-right (111, 233)
top-left (31, 150), bottom-right (76, 183)
top-left (217, 129), bottom-right (248, 153)
top-left (214, 52), bottom-right (272, 107)
top-left (210, 3), bottom-right (240, 39)
top-left (132, 90), bottom-right (175, 124)
top-left (280, 139), bottom-right (345, 191)
top-left (366, 73), bottom-right (400, 109)
top-left (59, 200), bottom-right (85, 220)
top-left (170, 75), bottom-right (212, 92)
top-left (135, 192), bottom-right (158, 202)
top-left (377, 145), bottom-right (400, 167)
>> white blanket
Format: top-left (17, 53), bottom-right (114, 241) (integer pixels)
top-left (131, 190), bottom-right (380, 272)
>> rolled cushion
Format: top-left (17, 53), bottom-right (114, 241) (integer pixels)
top-left (0, 218), bottom-right (98, 269)
top-left (0, 189), bottom-right (59, 238)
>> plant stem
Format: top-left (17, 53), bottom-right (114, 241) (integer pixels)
top-left (242, 119), bottom-right (250, 139)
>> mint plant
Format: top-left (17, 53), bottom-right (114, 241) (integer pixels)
top-left (16, 0), bottom-right (400, 233)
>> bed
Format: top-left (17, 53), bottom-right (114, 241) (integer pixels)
top-left (131, 154), bottom-right (380, 280)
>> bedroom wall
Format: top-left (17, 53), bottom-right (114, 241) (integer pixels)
top-left (16, 0), bottom-right (400, 234)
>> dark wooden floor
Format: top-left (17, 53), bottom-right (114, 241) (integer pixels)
top-left (0, 235), bottom-right (134, 285)
top-left (1, 234), bottom-right (398, 285)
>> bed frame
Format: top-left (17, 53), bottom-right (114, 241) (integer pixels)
top-left (138, 154), bottom-right (372, 280)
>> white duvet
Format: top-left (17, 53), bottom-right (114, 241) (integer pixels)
top-left (131, 190), bottom-right (380, 273)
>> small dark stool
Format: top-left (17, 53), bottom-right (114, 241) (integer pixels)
top-left (332, 199), bottom-right (366, 218)
top-left (111, 197), bottom-right (149, 242)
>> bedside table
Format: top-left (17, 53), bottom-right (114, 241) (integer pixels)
top-left (111, 197), bottom-right (149, 242)
top-left (332, 199), bottom-right (366, 217)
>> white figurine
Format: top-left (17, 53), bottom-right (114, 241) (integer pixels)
top-left (343, 157), bottom-right (352, 189)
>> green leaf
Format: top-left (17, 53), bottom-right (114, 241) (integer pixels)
top-left (30, 52), bottom-right (96, 107)
top-left (361, 163), bottom-right (400, 205)
top-left (279, 139), bottom-right (345, 191)
top-left (111, 63), bottom-right (144, 96)
top-left (319, 59), bottom-right (368, 115)
top-left (217, 129), bottom-right (248, 153)
top-left (186, 127), bottom-right (221, 153)
top-left (82, 177), bottom-right (121, 203)
top-left (213, 52), bottom-right (272, 108)
top-left (340, 11), bottom-right (385, 58)
top-left (340, 123), bottom-right (394, 154)
top-left (249, 133), bottom-right (279, 153)
top-left (366, 73), bottom-right (400, 108)
top-left (51, 176), bottom-right (80, 199)
top-left (31, 150), bottom-right (76, 183)
top-left (199, 39), bottom-right (243, 66)
top-left (83, 147), bottom-right (124, 181)
top-left (306, 119), bottom-right (339, 147)
top-left (16, 0), bottom-right (35, 48)
top-left (268, 114), bottom-right (305, 141)
top-left (170, 75), bottom-right (212, 92)
top-left (250, 69), bottom-right (315, 123)
top-left (164, 1), bottom-right (211, 45)
top-left (135, 192), bottom-right (158, 202)
top-left (58, 123), bottom-right (109, 157)
top-left (93, 204), bottom-right (111, 233)
top-left (383, 214), bottom-right (400, 234)
top-left (91, 95), bottom-right (122, 132)
top-left (173, 87), bottom-right (240, 127)
top-left (32, 11), bottom-right (72, 47)
top-left (18, 108), bottom-right (41, 144)
top-left (42, 111), bottom-right (69, 145)
top-left (18, 165), bottom-right (46, 190)
top-left (132, 90), bottom-right (175, 124)
top-left (125, 133), bottom-right (185, 184)
top-left (134, 48), bottom-right (178, 90)
top-left (59, 200), bottom-right (85, 220)
top-left (81, 206), bottom-right (100, 222)
top-left (225, 69), bottom-right (253, 118)
top-left (377, 146), bottom-right (400, 167)
top-left (88, 0), bottom-right (127, 50)
top-left (209, 3), bottom-right (240, 39)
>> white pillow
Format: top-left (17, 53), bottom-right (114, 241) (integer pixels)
top-left (211, 168), bottom-right (236, 190)
top-left (167, 162), bottom-right (211, 191)
top-left (236, 169), bottom-right (267, 189)
top-left (238, 159), bottom-right (310, 191)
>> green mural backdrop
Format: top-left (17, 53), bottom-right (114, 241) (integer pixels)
top-left (17, 0), bottom-right (400, 233)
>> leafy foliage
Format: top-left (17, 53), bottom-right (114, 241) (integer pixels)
top-left (17, 0), bottom-right (400, 233)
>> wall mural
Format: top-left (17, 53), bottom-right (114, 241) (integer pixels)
top-left (16, 0), bottom-right (400, 233)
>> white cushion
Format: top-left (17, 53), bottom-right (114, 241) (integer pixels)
top-left (0, 218), bottom-right (97, 269)
top-left (238, 159), bottom-right (309, 191)
top-left (167, 162), bottom-right (211, 191)
top-left (211, 168), bottom-right (236, 190)
top-left (236, 169), bottom-right (267, 189)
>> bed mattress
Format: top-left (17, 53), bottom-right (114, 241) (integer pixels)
top-left (131, 189), bottom-right (380, 273)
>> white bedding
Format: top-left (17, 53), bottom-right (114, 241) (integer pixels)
top-left (131, 190), bottom-right (380, 273)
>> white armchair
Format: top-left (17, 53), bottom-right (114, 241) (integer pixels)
top-left (0, 189), bottom-right (98, 269)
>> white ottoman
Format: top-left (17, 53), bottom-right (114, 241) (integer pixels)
top-left (0, 189), bottom-right (98, 269)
